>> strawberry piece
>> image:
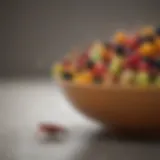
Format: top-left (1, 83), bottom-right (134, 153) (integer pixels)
top-left (92, 62), bottom-right (106, 77)
top-left (127, 37), bottom-right (140, 50)
top-left (124, 54), bottom-right (141, 70)
top-left (138, 61), bottom-right (150, 72)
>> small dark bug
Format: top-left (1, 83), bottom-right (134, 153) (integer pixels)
top-left (38, 123), bottom-right (67, 142)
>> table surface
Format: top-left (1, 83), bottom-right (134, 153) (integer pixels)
top-left (0, 78), bottom-right (160, 160)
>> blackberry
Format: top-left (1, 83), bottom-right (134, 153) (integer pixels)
top-left (86, 60), bottom-right (95, 69)
top-left (156, 27), bottom-right (160, 36)
top-left (115, 45), bottom-right (126, 56)
top-left (62, 72), bottom-right (73, 80)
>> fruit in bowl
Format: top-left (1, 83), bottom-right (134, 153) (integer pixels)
top-left (52, 26), bottom-right (160, 132)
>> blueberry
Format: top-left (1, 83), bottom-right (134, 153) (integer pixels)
top-left (86, 60), bottom-right (95, 69)
top-left (156, 27), bottom-right (160, 36)
top-left (62, 72), bottom-right (73, 80)
top-left (155, 59), bottom-right (160, 68)
top-left (115, 45), bottom-right (126, 56)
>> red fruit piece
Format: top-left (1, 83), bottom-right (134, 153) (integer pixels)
top-left (125, 54), bottom-right (141, 69)
top-left (76, 55), bottom-right (88, 69)
top-left (126, 37), bottom-right (140, 50)
top-left (138, 61), bottom-right (150, 72)
top-left (39, 123), bottom-right (65, 134)
top-left (92, 62), bottom-right (106, 77)
top-left (128, 54), bottom-right (141, 64)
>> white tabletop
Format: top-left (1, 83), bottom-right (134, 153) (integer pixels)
top-left (0, 78), bottom-right (159, 160)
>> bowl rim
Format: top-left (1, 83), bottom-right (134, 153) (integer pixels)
top-left (55, 75), bottom-right (160, 91)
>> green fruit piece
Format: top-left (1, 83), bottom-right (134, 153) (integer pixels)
top-left (109, 56), bottom-right (123, 75)
top-left (90, 52), bottom-right (102, 62)
top-left (120, 70), bottom-right (135, 85)
top-left (155, 76), bottom-right (160, 87)
top-left (135, 72), bottom-right (150, 86)
top-left (89, 42), bottom-right (104, 62)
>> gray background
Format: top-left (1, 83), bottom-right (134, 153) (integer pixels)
top-left (1, 0), bottom-right (160, 77)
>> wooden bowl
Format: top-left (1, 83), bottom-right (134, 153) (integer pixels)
top-left (57, 79), bottom-right (160, 133)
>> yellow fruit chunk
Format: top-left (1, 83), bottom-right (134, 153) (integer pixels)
top-left (139, 42), bottom-right (157, 57)
top-left (135, 71), bottom-right (150, 87)
top-left (155, 76), bottom-right (160, 87)
top-left (90, 41), bottom-right (103, 52)
top-left (109, 56), bottom-right (124, 75)
top-left (114, 32), bottom-right (127, 44)
top-left (155, 38), bottom-right (160, 51)
top-left (52, 63), bottom-right (63, 76)
top-left (74, 72), bottom-right (93, 85)
top-left (120, 70), bottom-right (135, 85)
top-left (140, 26), bottom-right (154, 36)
